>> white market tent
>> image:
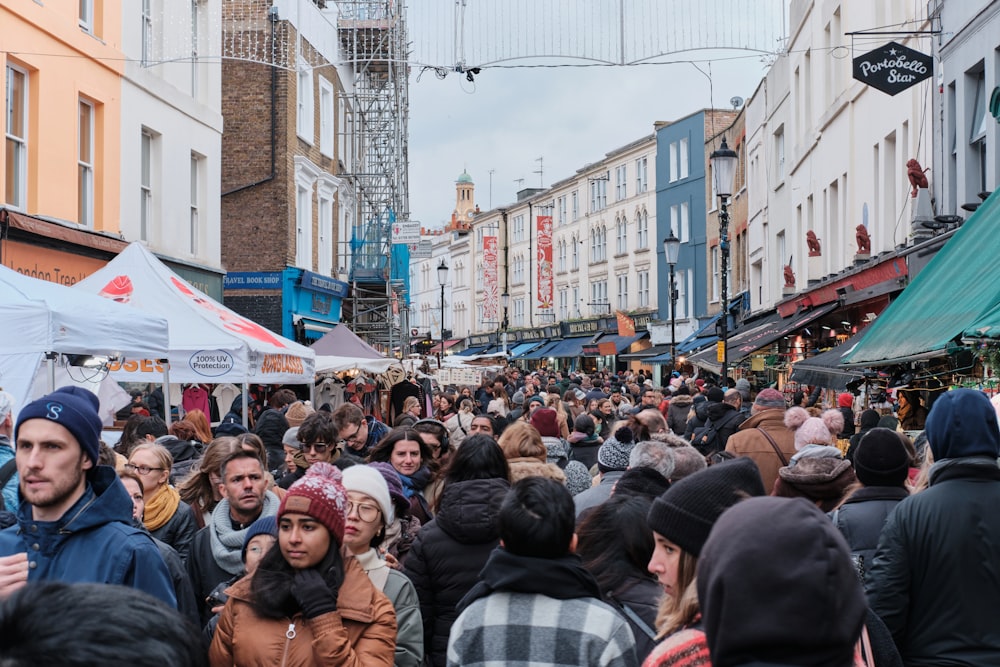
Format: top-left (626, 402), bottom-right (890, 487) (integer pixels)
top-left (0, 263), bottom-right (170, 421)
top-left (311, 324), bottom-right (400, 374)
top-left (74, 243), bottom-right (315, 387)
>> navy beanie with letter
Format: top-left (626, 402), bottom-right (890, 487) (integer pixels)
top-left (15, 386), bottom-right (103, 464)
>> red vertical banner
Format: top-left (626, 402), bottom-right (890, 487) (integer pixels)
top-left (536, 215), bottom-right (553, 309)
top-left (483, 235), bottom-right (498, 324)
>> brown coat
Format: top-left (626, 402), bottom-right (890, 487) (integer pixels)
top-left (506, 457), bottom-right (567, 485)
top-left (208, 555), bottom-right (397, 667)
top-left (724, 409), bottom-right (796, 492)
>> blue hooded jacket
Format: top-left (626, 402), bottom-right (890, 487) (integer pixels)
top-left (0, 465), bottom-right (176, 607)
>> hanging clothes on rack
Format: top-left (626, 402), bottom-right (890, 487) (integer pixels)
top-left (182, 384), bottom-right (211, 417)
top-left (315, 376), bottom-right (346, 410)
top-left (389, 376), bottom-right (424, 423)
top-left (213, 384), bottom-right (240, 419)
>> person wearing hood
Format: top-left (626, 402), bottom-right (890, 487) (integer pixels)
top-left (691, 389), bottom-right (744, 456)
top-left (683, 390), bottom-right (716, 443)
top-left (403, 435), bottom-right (511, 667)
top-left (643, 458), bottom-right (766, 667)
top-left (867, 388), bottom-right (1000, 666)
top-left (830, 428), bottom-right (911, 583)
top-left (771, 407), bottom-right (856, 512)
top-left (697, 496), bottom-right (867, 667)
top-left (447, 477), bottom-right (639, 667)
top-left (0, 387), bottom-right (175, 607)
top-left (666, 386), bottom-right (694, 437)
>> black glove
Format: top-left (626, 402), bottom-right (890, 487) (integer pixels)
top-left (291, 569), bottom-right (339, 619)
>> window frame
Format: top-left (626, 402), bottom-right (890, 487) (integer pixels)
top-left (4, 64), bottom-right (28, 210)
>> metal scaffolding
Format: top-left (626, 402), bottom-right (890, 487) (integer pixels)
top-left (336, 0), bottom-right (410, 352)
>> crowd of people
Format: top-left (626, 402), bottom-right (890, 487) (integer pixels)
top-left (0, 366), bottom-right (998, 667)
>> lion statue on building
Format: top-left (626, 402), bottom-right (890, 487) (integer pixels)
top-left (856, 225), bottom-right (871, 255)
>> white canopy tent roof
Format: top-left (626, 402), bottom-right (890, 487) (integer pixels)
top-left (74, 242), bottom-right (315, 384)
top-left (0, 263), bottom-right (169, 419)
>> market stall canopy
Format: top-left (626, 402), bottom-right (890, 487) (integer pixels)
top-left (843, 190), bottom-right (1000, 365)
top-left (311, 324), bottom-right (386, 359)
top-left (74, 242), bottom-right (314, 383)
top-left (0, 263), bottom-right (170, 415)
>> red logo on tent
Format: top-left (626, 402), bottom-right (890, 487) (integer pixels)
top-left (98, 275), bottom-right (134, 303)
top-left (170, 277), bottom-right (286, 347)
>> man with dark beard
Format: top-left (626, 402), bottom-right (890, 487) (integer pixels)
top-left (0, 387), bottom-right (174, 606)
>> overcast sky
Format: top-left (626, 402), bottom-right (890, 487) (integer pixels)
top-left (405, 1), bottom-right (787, 227)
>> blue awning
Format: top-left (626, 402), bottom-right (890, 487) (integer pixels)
top-left (594, 331), bottom-right (650, 353)
top-left (543, 336), bottom-right (594, 358)
top-left (455, 345), bottom-right (488, 356)
top-left (678, 334), bottom-right (718, 354)
top-left (520, 340), bottom-right (562, 360)
top-left (647, 352), bottom-right (678, 364)
top-left (510, 341), bottom-right (546, 358)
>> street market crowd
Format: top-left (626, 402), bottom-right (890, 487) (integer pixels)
top-left (0, 366), bottom-right (998, 667)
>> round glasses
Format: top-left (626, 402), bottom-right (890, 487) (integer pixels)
top-left (125, 464), bottom-right (165, 475)
top-left (347, 501), bottom-right (381, 523)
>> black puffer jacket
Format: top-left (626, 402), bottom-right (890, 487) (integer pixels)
top-left (402, 477), bottom-right (510, 667)
top-left (252, 407), bottom-right (288, 471)
top-left (830, 486), bottom-right (909, 582)
top-left (605, 575), bottom-right (661, 663)
top-left (702, 401), bottom-right (745, 451)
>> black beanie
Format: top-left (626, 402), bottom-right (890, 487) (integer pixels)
top-left (706, 386), bottom-right (726, 403)
top-left (854, 428), bottom-right (910, 487)
top-left (646, 457), bottom-right (765, 557)
top-left (858, 409), bottom-right (880, 430)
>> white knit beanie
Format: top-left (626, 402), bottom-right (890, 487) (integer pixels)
top-left (342, 464), bottom-right (395, 525)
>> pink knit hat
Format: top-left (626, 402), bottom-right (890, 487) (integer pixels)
top-left (784, 407), bottom-right (845, 451)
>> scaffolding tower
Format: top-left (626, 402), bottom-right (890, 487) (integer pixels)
top-left (335, 0), bottom-right (410, 353)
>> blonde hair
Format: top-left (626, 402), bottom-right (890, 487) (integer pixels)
top-left (497, 421), bottom-right (545, 460)
top-left (128, 443), bottom-right (173, 472)
top-left (403, 396), bottom-right (421, 412)
top-left (653, 548), bottom-right (699, 639)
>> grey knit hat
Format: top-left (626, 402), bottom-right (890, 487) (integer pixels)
top-left (597, 426), bottom-right (636, 472)
top-left (564, 461), bottom-right (593, 496)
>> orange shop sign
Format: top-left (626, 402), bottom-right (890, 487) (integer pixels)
top-left (2, 240), bottom-right (106, 285)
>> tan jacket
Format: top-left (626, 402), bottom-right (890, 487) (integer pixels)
top-left (209, 555), bottom-right (397, 667)
top-left (507, 457), bottom-right (567, 485)
top-left (724, 409), bottom-right (796, 492)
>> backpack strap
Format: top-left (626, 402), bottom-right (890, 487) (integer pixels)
top-left (608, 595), bottom-right (658, 641)
top-left (0, 458), bottom-right (17, 512)
top-left (756, 427), bottom-right (789, 467)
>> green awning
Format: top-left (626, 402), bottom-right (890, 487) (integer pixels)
top-left (843, 190), bottom-right (1000, 365)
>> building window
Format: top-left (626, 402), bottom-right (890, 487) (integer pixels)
top-left (616, 218), bottom-right (627, 254)
top-left (141, 0), bottom-right (154, 65)
top-left (572, 286), bottom-right (580, 318)
top-left (296, 184), bottom-right (313, 268)
top-left (557, 195), bottom-right (567, 225)
top-left (319, 78), bottom-right (334, 157)
top-left (558, 288), bottom-right (569, 321)
top-left (679, 137), bottom-right (689, 179)
top-left (317, 185), bottom-right (334, 275)
top-left (615, 164), bottom-right (627, 201)
top-left (637, 270), bottom-right (649, 308)
top-left (970, 70), bottom-right (989, 194)
top-left (711, 245), bottom-right (720, 302)
top-left (78, 99), bottom-right (95, 227)
top-left (571, 234), bottom-right (579, 269)
top-left (189, 153), bottom-right (203, 255)
top-left (617, 274), bottom-right (628, 310)
top-left (635, 156), bottom-right (648, 193)
top-left (140, 129), bottom-right (154, 241)
top-left (636, 210), bottom-right (648, 249)
top-left (4, 65), bottom-right (27, 209)
top-left (571, 190), bottom-right (579, 220)
top-left (669, 142), bottom-right (678, 182)
top-left (591, 226), bottom-right (607, 262)
top-left (296, 52), bottom-right (314, 142)
top-left (512, 214), bottom-right (525, 243)
top-left (774, 125), bottom-right (785, 181)
top-left (590, 174), bottom-right (608, 212)
top-left (80, 0), bottom-right (94, 33)
top-left (590, 280), bottom-right (608, 315)
top-left (557, 239), bottom-right (567, 272)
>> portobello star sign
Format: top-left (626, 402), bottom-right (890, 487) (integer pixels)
top-left (852, 41), bottom-right (932, 96)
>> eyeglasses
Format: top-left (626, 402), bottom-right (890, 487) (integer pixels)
top-left (125, 464), bottom-right (165, 475)
top-left (346, 501), bottom-right (381, 523)
top-left (304, 442), bottom-right (331, 454)
top-left (337, 422), bottom-right (365, 448)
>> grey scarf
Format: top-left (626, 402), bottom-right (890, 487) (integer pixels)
top-left (210, 490), bottom-right (280, 575)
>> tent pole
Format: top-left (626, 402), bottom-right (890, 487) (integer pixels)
top-left (309, 380), bottom-right (315, 406)
top-left (162, 361), bottom-right (172, 428)
top-left (242, 382), bottom-right (249, 430)
top-left (46, 352), bottom-right (57, 392)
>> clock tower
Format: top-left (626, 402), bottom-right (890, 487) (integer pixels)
top-left (450, 170), bottom-right (477, 230)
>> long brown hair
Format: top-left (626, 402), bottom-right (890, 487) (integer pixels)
top-left (177, 437), bottom-right (243, 518)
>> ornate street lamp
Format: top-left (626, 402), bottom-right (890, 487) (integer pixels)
top-left (437, 258), bottom-right (449, 367)
top-left (663, 232), bottom-right (681, 371)
top-left (710, 135), bottom-right (738, 381)
top-left (501, 291), bottom-right (510, 357)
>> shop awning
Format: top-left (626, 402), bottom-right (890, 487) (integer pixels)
top-left (618, 344), bottom-right (671, 360)
top-left (543, 335), bottom-right (594, 359)
top-left (455, 345), bottom-right (489, 357)
top-left (688, 303), bottom-right (839, 374)
top-left (427, 338), bottom-right (463, 354)
top-left (520, 340), bottom-right (562, 360)
top-left (510, 341), bottom-right (546, 358)
top-left (789, 333), bottom-right (867, 391)
top-left (843, 190), bottom-right (1000, 365)
top-left (594, 331), bottom-right (650, 354)
top-left (677, 314), bottom-right (722, 353)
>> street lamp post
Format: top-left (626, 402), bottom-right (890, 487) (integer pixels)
top-left (663, 232), bottom-right (681, 372)
top-left (710, 135), bottom-right (738, 382)
top-left (437, 259), bottom-right (449, 368)
top-left (501, 291), bottom-right (510, 357)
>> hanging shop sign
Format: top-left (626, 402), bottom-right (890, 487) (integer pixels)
top-left (852, 41), bottom-right (932, 96)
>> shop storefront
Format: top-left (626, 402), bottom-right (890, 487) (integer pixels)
top-left (284, 269), bottom-right (350, 342)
